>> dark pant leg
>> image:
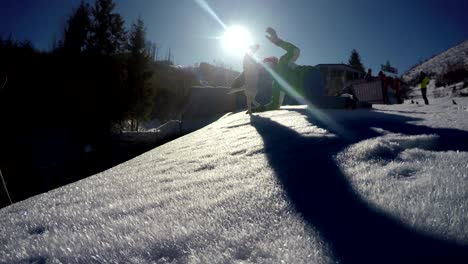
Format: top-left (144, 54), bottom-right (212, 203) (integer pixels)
top-left (395, 90), bottom-right (403, 104)
top-left (383, 87), bottom-right (390, 104)
top-left (421, 88), bottom-right (429, 105)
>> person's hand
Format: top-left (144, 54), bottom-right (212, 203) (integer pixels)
top-left (266, 27), bottom-right (280, 45)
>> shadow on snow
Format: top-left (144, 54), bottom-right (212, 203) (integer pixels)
top-left (250, 108), bottom-right (468, 264)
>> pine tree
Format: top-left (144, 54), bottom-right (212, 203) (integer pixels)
top-left (88, 0), bottom-right (126, 55)
top-left (61, 1), bottom-right (91, 54)
top-left (145, 41), bottom-right (158, 62)
top-left (348, 49), bottom-right (365, 72)
top-left (126, 18), bottom-right (154, 130)
top-left (128, 19), bottom-right (146, 56)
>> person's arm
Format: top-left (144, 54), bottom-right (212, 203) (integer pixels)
top-left (266, 27), bottom-right (300, 67)
top-left (278, 41), bottom-right (300, 67)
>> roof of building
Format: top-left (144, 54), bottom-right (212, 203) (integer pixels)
top-left (316, 63), bottom-right (365, 73)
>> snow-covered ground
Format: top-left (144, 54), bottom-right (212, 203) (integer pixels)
top-left (408, 81), bottom-right (468, 99)
top-left (1, 96), bottom-right (468, 263)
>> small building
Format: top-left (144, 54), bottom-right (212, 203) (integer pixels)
top-left (316, 64), bottom-right (366, 95)
top-left (182, 64), bottom-right (370, 130)
top-left (282, 63), bottom-right (365, 104)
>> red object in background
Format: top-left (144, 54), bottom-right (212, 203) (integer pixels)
top-left (393, 78), bottom-right (400, 92)
top-left (380, 74), bottom-right (388, 89)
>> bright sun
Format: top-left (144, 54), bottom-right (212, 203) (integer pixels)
top-left (221, 25), bottom-right (253, 56)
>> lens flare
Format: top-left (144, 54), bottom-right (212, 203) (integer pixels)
top-left (194, 0), bottom-right (227, 29)
top-left (193, 0), bottom-right (349, 138)
top-left (221, 26), bottom-right (253, 56)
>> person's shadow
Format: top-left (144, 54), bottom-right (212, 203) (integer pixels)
top-left (250, 108), bottom-right (468, 263)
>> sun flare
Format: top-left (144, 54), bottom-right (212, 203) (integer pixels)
top-left (221, 25), bottom-right (253, 56)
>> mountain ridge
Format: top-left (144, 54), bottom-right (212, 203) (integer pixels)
top-left (402, 40), bottom-right (468, 83)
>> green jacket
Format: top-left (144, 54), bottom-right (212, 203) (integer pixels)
top-left (420, 76), bottom-right (430, 89)
top-left (266, 40), bottom-right (314, 110)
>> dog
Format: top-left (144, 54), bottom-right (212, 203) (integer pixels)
top-left (228, 44), bottom-right (261, 114)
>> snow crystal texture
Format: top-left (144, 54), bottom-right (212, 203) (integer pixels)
top-left (1, 96), bottom-right (468, 263)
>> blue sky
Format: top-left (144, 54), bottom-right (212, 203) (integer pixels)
top-left (1, 0), bottom-right (467, 73)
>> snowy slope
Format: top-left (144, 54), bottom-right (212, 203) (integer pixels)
top-left (402, 40), bottom-right (468, 82)
top-left (1, 97), bottom-right (468, 263)
top-left (406, 80), bottom-right (468, 100)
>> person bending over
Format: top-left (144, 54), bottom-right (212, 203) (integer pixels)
top-left (257, 27), bottom-right (351, 111)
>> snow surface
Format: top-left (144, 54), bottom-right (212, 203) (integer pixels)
top-left (1, 97), bottom-right (468, 263)
top-left (408, 81), bottom-right (468, 100)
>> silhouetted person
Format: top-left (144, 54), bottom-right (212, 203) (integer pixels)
top-left (256, 27), bottom-right (352, 111)
top-left (393, 77), bottom-right (403, 104)
top-left (364, 68), bottom-right (373, 81)
top-left (419, 71), bottom-right (430, 105)
top-left (378, 71), bottom-right (389, 104)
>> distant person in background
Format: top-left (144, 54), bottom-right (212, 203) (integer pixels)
top-left (419, 72), bottom-right (430, 105)
top-left (378, 71), bottom-right (389, 104)
top-left (387, 76), bottom-right (395, 103)
top-left (393, 77), bottom-right (403, 104)
top-left (364, 68), bottom-right (374, 81)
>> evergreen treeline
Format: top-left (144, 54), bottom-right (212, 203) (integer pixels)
top-left (348, 49), bottom-right (365, 73)
top-left (0, 0), bottom-right (200, 132)
top-left (0, 0), bottom-right (198, 207)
